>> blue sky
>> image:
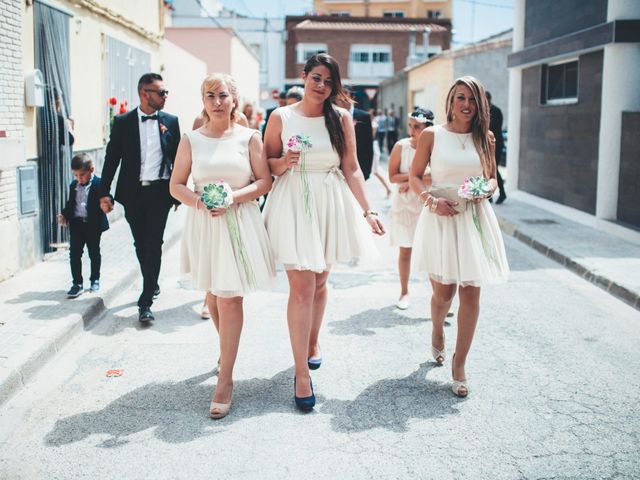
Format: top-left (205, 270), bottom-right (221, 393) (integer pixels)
top-left (218, 0), bottom-right (515, 45)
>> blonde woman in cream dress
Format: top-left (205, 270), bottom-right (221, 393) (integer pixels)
top-left (170, 73), bottom-right (275, 419)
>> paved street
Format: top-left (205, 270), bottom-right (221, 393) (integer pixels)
top-left (1, 187), bottom-right (639, 479)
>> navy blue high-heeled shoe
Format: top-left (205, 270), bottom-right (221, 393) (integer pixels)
top-left (294, 376), bottom-right (315, 412)
top-left (307, 345), bottom-right (322, 370)
top-left (307, 356), bottom-right (322, 370)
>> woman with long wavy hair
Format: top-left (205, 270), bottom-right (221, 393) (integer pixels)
top-left (409, 76), bottom-right (509, 397)
top-left (262, 54), bottom-right (385, 411)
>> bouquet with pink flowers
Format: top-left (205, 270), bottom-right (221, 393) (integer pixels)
top-left (287, 134), bottom-right (313, 218)
top-left (457, 176), bottom-right (492, 201)
top-left (200, 181), bottom-right (255, 287)
top-left (458, 176), bottom-right (496, 264)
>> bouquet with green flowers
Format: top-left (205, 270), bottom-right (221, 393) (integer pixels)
top-left (287, 134), bottom-right (313, 219)
top-left (200, 181), bottom-right (255, 287)
top-left (201, 181), bottom-right (234, 209)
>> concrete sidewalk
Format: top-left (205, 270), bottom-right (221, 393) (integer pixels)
top-left (1, 191), bottom-right (639, 407)
top-left (0, 207), bottom-right (186, 405)
top-left (493, 192), bottom-right (640, 311)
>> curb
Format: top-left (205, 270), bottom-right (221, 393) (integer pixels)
top-left (497, 216), bottom-right (640, 312)
top-left (0, 227), bottom-right (182, 406)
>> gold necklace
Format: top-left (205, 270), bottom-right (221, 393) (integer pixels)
top-left (454, 132), bottom-right (470, 150)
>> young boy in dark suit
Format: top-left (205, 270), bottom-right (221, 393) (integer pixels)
top-left (58, 153), bottom-right (109, 298)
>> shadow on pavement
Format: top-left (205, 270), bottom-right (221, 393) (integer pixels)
top-left (328, 306), bottom-right (451, 336)
top-left (44, 367), bottom-right (326, 446)
top-left (320, 362), bottom-right (465, 432)
top-left (91, 300), bottom-right (203, 336)
top-left (5, 290), bottom-right (105, 321)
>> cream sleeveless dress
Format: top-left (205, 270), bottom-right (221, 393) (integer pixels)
top-left (412, 125), bottom-right (509, 286)
top-left (389, 138), bottom-right (427, 248)
top-left (263, 106), bottom-right (375, 273)
top-left (180, 126), bottom-right (275, 297)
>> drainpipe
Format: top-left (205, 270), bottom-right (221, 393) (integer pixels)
top-left (407, 28), bottom-right (418, 66)
top-left (422, 26), bottom-right (431, 61)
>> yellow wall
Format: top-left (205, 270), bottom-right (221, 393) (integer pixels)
top-left (22, 0), bottom-right (163, 157)
top-left (407, 54), bottom-right (453, 124)
top-left (314, 0), bottom-right (452, 18)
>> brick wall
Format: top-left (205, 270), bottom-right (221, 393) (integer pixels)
top-left (0, 0), bottom-right (24, 225)
top-left (285, 16), bottom-right (451, 80)
top-left (0, 0), bottom-right (24, 138)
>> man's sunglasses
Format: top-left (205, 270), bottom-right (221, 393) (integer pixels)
top-left (144, 89), bottom-right (169, 97)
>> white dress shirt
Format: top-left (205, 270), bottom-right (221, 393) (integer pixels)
top-left (137, 107), bottom-right (167, 181)
top-left (73, 176), bottom-right (92, 219)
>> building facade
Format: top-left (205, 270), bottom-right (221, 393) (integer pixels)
top-left (285, 15), bottom-right (451, 110)
top-left (379, 29), bottom-right (511, 132)
top-left (313, 0), bottom-right (452, 19)
top-left (507, 0), bottom-right (640, 228)
top-left (164, 26), bottom-right (260, 116)
top-left (0, 0), bottom-right (29, 280)
top-left (0, 0), bottom-right (167, 281)
top-left (170, 0), bottom-right (284, 110)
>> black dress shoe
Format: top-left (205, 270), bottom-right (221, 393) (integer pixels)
top-left (496, 195), bottom-right (506, 205)
top-left (153, 286), bottom-right (161, 299)
top-left (138, 306), bottom-right (154, 322)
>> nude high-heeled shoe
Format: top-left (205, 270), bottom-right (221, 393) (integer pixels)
top-left (431, 345), bottom-right (446, 365)
top-left (431, 333), bottom-right (445, 365)
top-left (209, 400), bottom-right (232, 419)
top-left (451, 353), bottom-right (469, 397)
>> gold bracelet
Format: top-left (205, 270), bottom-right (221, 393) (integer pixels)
top-left (418, 190), bottom-right (429, 203)
top-left (429, 197), bottom-right (439, 213)
top-left (363, 210), bottom-right (378, 218)
top-left (195, 198), bottom-right (200, 210)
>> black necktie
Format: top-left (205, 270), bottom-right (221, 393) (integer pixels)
top-left (141, 114), bottom-right (158, 122)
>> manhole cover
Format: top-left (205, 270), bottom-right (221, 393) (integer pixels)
top-left (521, 218), bottom-right (557, 225)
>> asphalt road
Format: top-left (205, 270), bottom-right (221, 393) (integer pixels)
top-left (1, 207), bottom-right (638, 479)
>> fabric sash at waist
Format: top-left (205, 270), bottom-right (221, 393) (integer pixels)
top-left (289, 165), bottom-right (345, 184)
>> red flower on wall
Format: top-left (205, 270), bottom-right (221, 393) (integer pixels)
top-left (107, 96), bottom-right (130, 130)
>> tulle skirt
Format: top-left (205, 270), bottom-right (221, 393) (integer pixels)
top-left (412, 200), bottom-right (509, 287)
top-left (180, 201), bottom-right (276, 297)
top-left (263, 168), bottom-right (377, 273)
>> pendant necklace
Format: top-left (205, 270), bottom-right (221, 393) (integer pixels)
top-left (455, 132), bottom-right (470, 150)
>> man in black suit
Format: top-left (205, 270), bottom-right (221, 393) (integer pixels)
top-left (486, 91), bottom-right (506, 204)
top-left (99, 73), bottom-right (181, 322)
top-left (335, 88), bottom-right (374, 180)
